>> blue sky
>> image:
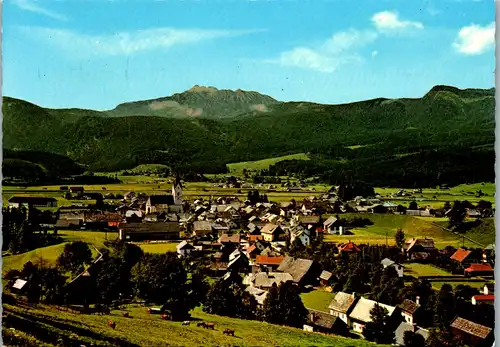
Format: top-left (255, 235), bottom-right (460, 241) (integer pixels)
top-left (3, 0), bottom-right (495, 110)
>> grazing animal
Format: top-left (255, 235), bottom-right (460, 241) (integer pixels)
top-left (182, 321), bottom-right (190, 326)
top-left (205, 322), bottom-right (215, 330)
top-left (107, 320), bottom-right (116, 329)
top-left (223, 329), bottom-right (235, 336)
top-left (197, 322), bottom-right (206, 328)
top-left (161, 313), bottom-right (169, 320)
top-left (123, 312), bottom-right (130, 318)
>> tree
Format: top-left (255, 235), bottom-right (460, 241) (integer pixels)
top-left (409, 201), bottom-right (418, 210)
top-left (426, 329), bottom-right (466, 347)
top-left (39, 267), bottom-right (66, 304)
top-left (57, 241), bottom-right (93, 276)
top-left (395, 228), bottom-right (406, 249)
top-left (131, 253), bottom-right (195, 320)
top-left (476, 200), bottom-right (493, 217)
top-left (203, 276), bottom-right (256, 319)
top-left (448, 201), bottom-right (466, 228)
top-left (262, 281), bottom-right (307, 327)
top-left (262, 283), bottom-right (281, 323)
top-left (433, 284), bottom-right (455, 328)
top-left (404, 330), bottom-right (425, 347)
top-left (363, 303), bottom-right (395, 344)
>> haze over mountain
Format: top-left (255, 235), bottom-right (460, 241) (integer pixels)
top-left (3, 85), bottom-right (495, 183)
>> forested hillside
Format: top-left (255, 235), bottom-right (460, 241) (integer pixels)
top-left (3, 85), bottom-right (495, 187)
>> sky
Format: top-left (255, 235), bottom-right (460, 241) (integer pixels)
top-left (2, 0), bottom-right (495, 110)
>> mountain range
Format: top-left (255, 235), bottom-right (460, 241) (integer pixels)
top-left (3, 85), bottom-right (495, 182)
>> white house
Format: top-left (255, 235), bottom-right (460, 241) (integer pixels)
top-left (176, 241), bottom-right (195, 257)
top-left (349, 297), bottom-right (396, 333)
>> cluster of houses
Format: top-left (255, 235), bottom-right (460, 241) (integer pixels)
top-left (6, 180), bottom-right (495, 346)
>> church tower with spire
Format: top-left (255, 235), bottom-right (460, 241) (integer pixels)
top-left (172, 175), bottom-right (183, 205)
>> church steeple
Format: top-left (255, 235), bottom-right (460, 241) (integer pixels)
top-left (172, 174), bottom-right (183, 205)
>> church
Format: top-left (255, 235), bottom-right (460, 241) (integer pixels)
top-left (145, 176), bottom-right (183, 214)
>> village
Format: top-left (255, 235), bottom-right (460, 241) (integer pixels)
top-left (4, 176), bottom-right (495, 347)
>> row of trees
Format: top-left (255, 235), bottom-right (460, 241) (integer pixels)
top-left (203, 273), bottom-right (308, 328)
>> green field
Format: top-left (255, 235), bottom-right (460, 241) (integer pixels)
top-left (136, 243), bottom-right (180, 254)
top-left (3, 304), bottom-right (388, 347)
top-left (375, 182), bottom-right (495, 208)
top-left (323, 213), bottom-right (483, 248)
top-left (2, 231), bottom-right (119, 272)
top-left (404, 263), bottom-right (452, 277)
top-left (300, 289), bottom-right (336, 312)
top-left (227, 153), bottom-right (309, 174)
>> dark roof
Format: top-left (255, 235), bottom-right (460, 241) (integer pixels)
top-left (307, 309), bottom-right (339, 330)
top-left (148, 195), bottom-right (175, 205)
top-left (450, 249), bottom-right (472, 263)
top-left (299, 215), bottom-right (321, 224)
top-left (219, 234), bottom-right (241, 244)
top-left (404, 238), bottom-right (436, 252)
top-left (193, 221), bottom-right (213, 231)
top-left (277, 256), bottom-right (314, 283)
top-left (119, 222), bottom-right (180, 233)
top-left (328, 292), bottom-right (356, 313)
top-left (9, 196), bottom-right (57, 204)
top-left (450, 317), bottom-right (492, 339)
top-left (395, 322), bottom-right (430, 345)
top-left (398, 299), bottom-right (420, 315)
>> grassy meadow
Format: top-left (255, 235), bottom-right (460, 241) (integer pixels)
top-left (323, 213), bottom-right (492, 248)
top-left (3, 304), bottom-right (388, 347)
top-left (300, 289), bottom-right (336, 312)
top-left (227, 153), bottom-right (310, 174)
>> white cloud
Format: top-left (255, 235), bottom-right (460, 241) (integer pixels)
top-left (11, 0), bottom-right (68, 21)
top-left (19, 26), bottom-right (265, 56)
top-left (371, 50), bottom-right (378, 57)
top-left (273, 29), bottom-right (377, 73)
top-left (453, 22), bottom-right (495, 55)
top-left (371, 11), bottom-right (424, 32)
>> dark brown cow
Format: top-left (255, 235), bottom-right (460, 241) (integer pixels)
top-left (123, 312), bottom-right (130, 318)
top-left (197, 322), bottom-right (206, 328)
top-left (161, 313), bottom-right (169, 320)
top-left (107, 320), bottom-right (116, 329)
top-left (204, 322), bottom-right (215, 330)
top-left (223, 329), bottom-right (235, 336)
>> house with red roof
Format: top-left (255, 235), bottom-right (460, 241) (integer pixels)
top-left (450, 248), bottom-right (481, 267)
top-left (471, 294), bottom-right (494, 306)
top-left (464, 264), bottom-right (494, 277)
top-left (338, 241), bottom-right (361, 256)
top-left (254, 255), bottom-right (285, 272)
top-left (246, 244), bottom-right (261, 259)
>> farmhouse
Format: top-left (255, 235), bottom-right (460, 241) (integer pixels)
top-left (303, 309), bottom-right (348, 335)
top-left (319, 270), bottom-right (333, 286)
top-left (8, 196), bottom-right (57, 208)
top-left (176, 241), bottom-right (195, 257)
top-left (450, 248), bottom-right (481, 267)
top-left (471, 294), bottom-right (494, 306)
top-left (193, 221), bottom-right (213, 236)
top-left (338, 241), bottom-right (361, 256)
top-left (145, 195), bottom-right (175, 214)
top-left (118, 222), bottom-right (180, 241)
top-left (328, 292), bottom-right (357, 325)
top-left (397, 299), bottom-right (420, 325)
top-left (403, 238), bottom-right (436, 261)
top-left (253, 255), bottom-right (285, 272)
top-left (464, 264), bottom-right (494, 277)
top-left (450, 317), bottom-right (493, 347)
top-left (380, 258), bottom-right (404, 277)
top-left (260, 224), bottom-right (285, 242)
top-left (395, 322), bottom-right (429, 346)
top-left (243, 272), bottom-right (293, 289)
top-left (323, 216), bottom-right (344, 235)
top-left (348, 297), bottom-right (396, 333)
top-left (277, 256), bottom-right (317, 286)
